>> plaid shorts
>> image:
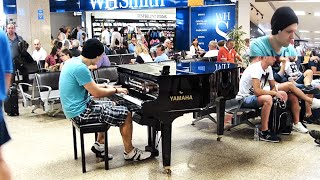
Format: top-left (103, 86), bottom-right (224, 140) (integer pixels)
top-left (72, 99), bottom-right (128, 127)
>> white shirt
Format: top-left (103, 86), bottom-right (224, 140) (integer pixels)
top-left (32, 47), bottom-right (47, 62)
top-left (237, 61), bottom-right (274, 99)
top-left (190, 45), bottom-right (204, 55)
top-left (110, 31), bottom-right (121, 48)
top-left (282, 61), bottom-right (302, 77)
top-left (139, 53), bottom-right (153, 63)
top-left (101, 30), bottom-right (110, 45)
top-left (204, 50), bottom-right (219, 57)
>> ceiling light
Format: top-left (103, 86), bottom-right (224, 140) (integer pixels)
top-left (299, 30), bottom-right (310, 33)
top-left (294, 11), bottom-right (306, 15)
top-left (315, 31), bottom-right (320, 33)
top-left (315, 42), bottom-right (320, 44)
top-left (315, 12), bottom-right (320, 16)
top-left (315, 38), bottom-right (320, 40)
top-left (304, 38), bottom-right (311, 40)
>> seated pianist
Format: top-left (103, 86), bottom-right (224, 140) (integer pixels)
top-left (59, 39), bottom-right (151, 161)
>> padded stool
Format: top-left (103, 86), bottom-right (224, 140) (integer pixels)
top-left (72, 119), bottom-right (109, 173)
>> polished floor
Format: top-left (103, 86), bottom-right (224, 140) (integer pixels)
top-left (3, 105), bottom-right (320, 180)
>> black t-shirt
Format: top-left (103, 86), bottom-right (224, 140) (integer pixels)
top-left (135, 55), bottom-right (144, 64)
top-left (308, 60), bottom-right (320, 71)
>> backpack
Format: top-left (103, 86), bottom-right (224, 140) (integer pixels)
top-left (269, 98), bottom-right (292, 134)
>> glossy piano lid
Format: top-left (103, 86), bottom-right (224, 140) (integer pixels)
top-left (117, 61), bottom-right (237, 76)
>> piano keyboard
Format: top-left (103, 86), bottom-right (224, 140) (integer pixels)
top-left (109, 94), bottom-right (142, 112)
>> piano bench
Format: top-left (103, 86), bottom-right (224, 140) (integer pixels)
top-left (72, 120), bottom-right (110, 173)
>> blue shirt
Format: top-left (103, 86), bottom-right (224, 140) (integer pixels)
top-left (154, 53), bottom-right (169, 62)
top-left (250, 36), bottom-right (297, 56)
top-left (59, 57), bottom-right (92, 119)
top-left (0, 30), bottom-right (13, 122)
top-left (128, 43), bottom-right (135, 53)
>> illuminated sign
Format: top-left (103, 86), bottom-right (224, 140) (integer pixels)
top-left (191, 5), bottom-right (236, 51)
top-left (82, 0), bottom-right (188, 10)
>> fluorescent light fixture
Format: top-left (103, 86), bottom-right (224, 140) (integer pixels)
top-left (6, 5), bottom-right (16, 7)
top-left (294, 11), bottom-right (306, 15)
top-left (315, 31), bottom-right (320, 33)
top-left (315, 38), bottom-right (320, 40)
top-left (315, 42), bottom-right (320, 44)
top-left (299, 30), bottom-right (310, 33)
top-left (304, 38), bottom-right (311, 40)
top-left (315, 12), bottom-right (320, 16)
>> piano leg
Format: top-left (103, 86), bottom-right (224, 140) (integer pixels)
top-left (216, 97), bottom-right (226, 141)
top-left (161, 123), bottom-right (172, 175)
top-left (145, 125), bottom-right (159, 156)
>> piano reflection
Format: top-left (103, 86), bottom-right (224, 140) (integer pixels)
top-left (108, 60), bottom-right (239, 174)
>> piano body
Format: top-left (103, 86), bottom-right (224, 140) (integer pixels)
top-left (109, 60), bottom-right (239, 174)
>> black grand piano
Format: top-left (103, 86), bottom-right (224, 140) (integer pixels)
top-left (109, 60), bottom-right (239, 174)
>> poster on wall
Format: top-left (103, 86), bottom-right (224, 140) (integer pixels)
top-left (190, 4), bottom-right (235, 51)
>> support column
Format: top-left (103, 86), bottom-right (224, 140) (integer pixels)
top-left (16, 0), bottom-right (51, 53)
top-left (237, 0), bottom-right (252, 39)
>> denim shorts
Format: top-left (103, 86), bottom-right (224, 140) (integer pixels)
top-left (295, 75), bottom-right (305, 84)
top-left (241, 95), bottom-right (260, 109)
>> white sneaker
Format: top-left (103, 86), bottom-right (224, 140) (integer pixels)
top-left (124, 147), bottom-right (151, 161)
top-left (292, 122), bottom-right (309, 133)
top-left (311, 98), bottom-right (320, 109)
top-left (91, 142), bottom-right (113, 160)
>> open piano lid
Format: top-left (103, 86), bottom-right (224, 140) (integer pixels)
top-left (117, 61), bottom-right (238, 76)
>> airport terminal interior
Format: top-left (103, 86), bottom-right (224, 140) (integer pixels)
top-left (1, 0), bottom-right (320, 179)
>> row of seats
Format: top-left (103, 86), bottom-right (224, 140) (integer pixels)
top-left (107, 54), bottom-right (135, 65)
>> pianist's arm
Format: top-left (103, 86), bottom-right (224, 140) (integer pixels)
top-left (84, 81), bottom-right (128, 98)
top-left (252, 79), bottom-right (286, 101)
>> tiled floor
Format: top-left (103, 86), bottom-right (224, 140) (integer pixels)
top-left (3, 105), bottom-right (320, 180)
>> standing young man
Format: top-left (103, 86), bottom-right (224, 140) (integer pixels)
top-left (250, 7), bottom-right (298, 56)
top-left (0, 29), bottom-right (13, 180)
top-left (59, 39), bottom-right (151, 161)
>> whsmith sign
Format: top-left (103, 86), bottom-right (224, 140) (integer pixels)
top-left (82, 0), bottom-right (188, 10)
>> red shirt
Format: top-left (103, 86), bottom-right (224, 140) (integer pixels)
top-left (217, 46), bottom-right (237, 63)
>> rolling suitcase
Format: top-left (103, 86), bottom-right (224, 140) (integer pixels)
top-left (4, 84), bottom-right (19, 116)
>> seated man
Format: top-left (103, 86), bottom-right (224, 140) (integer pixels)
top-left (276, 57), bottom-right (318, 122)
top-left (236, 56), bottom-right (320, 142)
top-left (59, 39), bottom-right (151, 161)
top-left (308, 55), bottom-right (320, 75)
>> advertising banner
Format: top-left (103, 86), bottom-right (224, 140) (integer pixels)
top-left (190, 4), bottom-right (235, 51)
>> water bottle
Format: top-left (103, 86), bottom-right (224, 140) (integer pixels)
top-left (254, 125), bottom-right (259, 141)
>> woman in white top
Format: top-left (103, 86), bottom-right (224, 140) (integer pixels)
top-left (133, 43), bottom-right (153, 64)
top-left (110, 27), bottom-right (122, 49)
top-left (190, 38), bottom-right (205, 57)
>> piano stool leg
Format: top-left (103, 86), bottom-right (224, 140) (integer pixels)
top-left (216, 97), bottom-right (226, 141)
top-left (145, 126), bottom-right (159, 156)
top-left (161, 123), bottom-right (172, 175)
top-left (80, 131), bottom-right (86, 173)
top-left (72, 125), bottom-right (77, 160)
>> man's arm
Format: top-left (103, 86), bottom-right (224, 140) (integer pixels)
top-left (83, 81), bottom-right (128, 98)
top-left (252, 78), bottom-right (277, 97)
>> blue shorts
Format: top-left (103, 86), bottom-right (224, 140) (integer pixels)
top-left (0, 101), bottom-right (11, 146)
top-left (241, 95), bottom-right (260, 109)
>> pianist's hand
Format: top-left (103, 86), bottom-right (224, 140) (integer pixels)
top-left (116, 88), bottom-right (129, 95)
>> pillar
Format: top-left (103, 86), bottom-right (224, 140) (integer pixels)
top-left (16, 0), bottom-right (51, 54)
top-left (237, 0), bottom-right (252, 39)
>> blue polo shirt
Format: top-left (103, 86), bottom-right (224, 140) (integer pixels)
top-left (250, 36), bottom-right (297, 57)
top-left (59, 57), bottom-right (92, 119)
top-left (154, 53), bottom-right (169, 62)
top-left (0, 30), bottom-right (13, 122)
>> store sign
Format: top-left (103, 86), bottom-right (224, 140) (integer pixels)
top-left (83, 0), bottom-right (188, 10)
top-left (190, 5), bottom-right (236, 51)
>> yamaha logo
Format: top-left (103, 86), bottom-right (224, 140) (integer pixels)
top-left (170, 95), bottom-right (193, 101)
